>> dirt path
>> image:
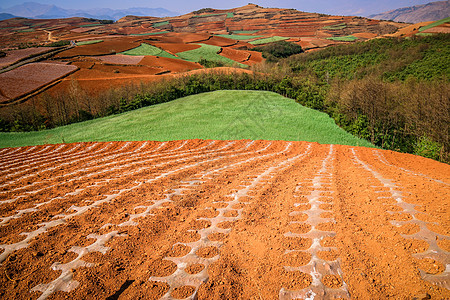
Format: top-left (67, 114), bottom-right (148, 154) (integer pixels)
top-left (43, 30), bottom-right (57, 42)
top-left (0, 140), bottom-right (448, 299)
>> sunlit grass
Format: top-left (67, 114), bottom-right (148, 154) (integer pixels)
top-left (0, 91), bottom-right (374, 148)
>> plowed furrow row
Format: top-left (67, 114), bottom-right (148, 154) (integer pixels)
top-left (280, 145), bottom-right (349, 299)
top-left (149, 143), bottom-right (312, 299)
top-left (28, 141), bottom-right (285, 299)
top-left (351, 148), bottom-right (450, 290)
top-left (0, 141), bottom-right (263, 264)
top-left (0, 142), bottom-right (135, 182)
top-left (0, 140), bottom-right (448, 300)
top-left (373, 150), bottom-right (450, 186)
top-left (0, 141), bottom-right (232, 203)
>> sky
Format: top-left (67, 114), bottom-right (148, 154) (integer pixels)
top-left (0, 0), bottom-right (436, 16)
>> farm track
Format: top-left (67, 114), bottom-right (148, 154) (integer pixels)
top-left (0, 140), bottom-right (448, 299)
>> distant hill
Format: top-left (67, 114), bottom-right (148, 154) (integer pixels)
top-left (369, 0), bottom-right (450, 23)
top-left (0, 13), bottom-right (17, 21)
top-left (1, 2), bottom-right (178, 20)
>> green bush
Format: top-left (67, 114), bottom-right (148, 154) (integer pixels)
top-left (414, 135), bottom-right (444, 161)
top-left (253, 41), bottom-right (303, 61)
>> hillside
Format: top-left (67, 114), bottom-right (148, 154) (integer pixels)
top-left (370, 0), bottom-right (450, 23)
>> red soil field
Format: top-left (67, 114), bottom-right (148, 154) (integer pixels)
top-left (91, 64), bottom-right (166, 75)
top-left (94, 54), bottom-right (144, 65)
top-left (219, 48), bottom-right (250, 62)
top-left (352, 32), bottom-right (378, 39)
top-left (139, 56), bottom-right (202, 73)
top-left (163, 33), bottom-right (211, 44)
top-left (0, 47), bottom-right (56, 69)
top-left (0, 62), bottom-right (78, 102)
top-left (200, 36), bottom-right (238, 47)
top-left (242, 51), bottom-right (263, 65)
top-left (0, 140), bottom-right (448, 299)
top-left (54, 38), bottom-right (142, 58)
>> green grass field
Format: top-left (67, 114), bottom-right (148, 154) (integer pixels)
top-left (0, 91), bottom-right (374, 148)
top-left (153, 21), bottom-right (169, 28)
top-left (177, 44), bottom-right (247, 67)
top-left (249, 36), bottom-right (290, 45)
top-left (76, 40), bottom-right (103, 46)
top-left (120, 43), bottom-right (178, 59)
top-left (215, 34), bottom-right (264, 40)
top-left (327, 35), bottom-right (358, 42)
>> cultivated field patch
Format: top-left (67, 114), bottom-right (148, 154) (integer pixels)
top-left (0, 62), bottom-right (78, 103)
top-left (0, 140), bottom-right (448, 299)
top-left (0, 47), bottom-right (56, 69)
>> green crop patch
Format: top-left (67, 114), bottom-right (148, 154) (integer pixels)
top-left (215, 34), bottom-right (264, 40)
top-left (227, 12), bottom-right (234, 18)
top-left (76, 40), bottom-right (103, 46)
top-left (79, 24), bottom-right (102, 27)
top-left (419, 17), bottom-right (450, 32)
top-left (0, 91), bottom-right (374, 148)
top-left (120, 43), bottom-right (179, 59)
top-left (153, 21), bottom-right (169, 27)
top-left (249, 36), bottom-right (290, 45)
top-left (322, 23), bottom-right (347, 30)
top-left (177, 44), bottom-right (246, 67)
top-left (327, 35), bottom-right (358, 42)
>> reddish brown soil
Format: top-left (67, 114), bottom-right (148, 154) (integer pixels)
top-left (219, 48), bottom-right (250, 62)
top-left (352, 32), bottom-right (378, 39)
top-left (94, 54), bottom-right (144, 65)
top-left (0, 62), bottom-right (78, 102)
top-left (243, 51), bottom-right (263, 65)
top-left (0, 140), bottom-right (448, 300)
top-left (90, 64), bottom-right (165, 75)
top-left (139, 56), bottom-right (202, 73)
top-left (0, 48), bottom-right (56, 69)
top-left (54, 38), bottom-right (142, 58)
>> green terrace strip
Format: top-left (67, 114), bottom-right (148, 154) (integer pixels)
top-left (327, 35), bottom-right (358, 41)
top-left (249, 36), bottom-right (290, 45)
top-left (120, 43), bottom-right (179, 59)
top-left (215, 34), bottom-right (264, 40)
top-left (322, 23), bottom-right (347, 30)
top-left (153, 21), bottom-right (169, 27)
top-left (16, 28), bottom-right (35, 32)
top-left (419, 17), bottom-right (450, 32)
top-left (0, 90), bottom-right (374, 148)
top-left (232, 30), bottom-right (259, 34)
top-left (79, 23), bottom-right (102, 27)
top-left (227, 12), bottom-right (234, 18)
top-left (416, 33), bottom-right (434, 37)
top-left (76, 40), bottom-right (103, 46)
top-left (177, 44), bottom-right (247, 67)
top-left (130, 31), bottom-right (169, 36)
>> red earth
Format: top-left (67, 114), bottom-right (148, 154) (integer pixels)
top-left (0, 140), bottom-right (448, 299)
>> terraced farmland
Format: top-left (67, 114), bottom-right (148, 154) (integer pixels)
top-left (0, 140), bottom-right (448, 299)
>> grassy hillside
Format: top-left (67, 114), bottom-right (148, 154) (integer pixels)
top-left (0, 90), bottom-right (373, 148)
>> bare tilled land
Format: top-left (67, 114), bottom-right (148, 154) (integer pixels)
top-left (0, 140), bottom-right (448, 299)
